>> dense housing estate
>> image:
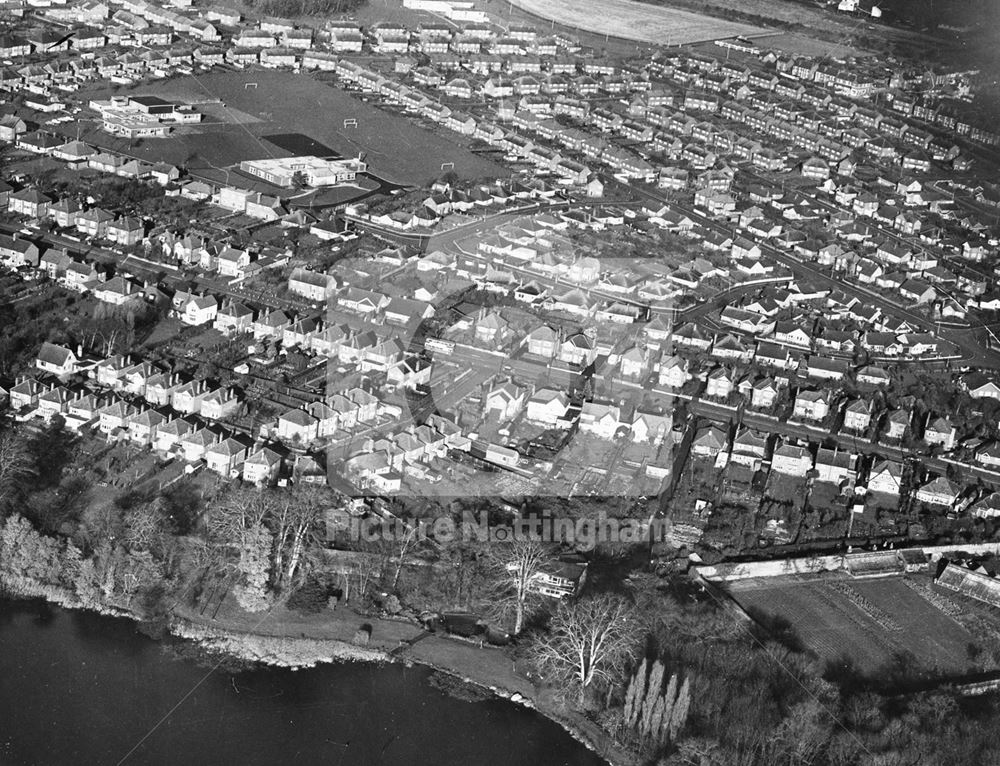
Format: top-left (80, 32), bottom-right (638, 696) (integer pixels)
top-left (0, 0), bottom-right (998, 611)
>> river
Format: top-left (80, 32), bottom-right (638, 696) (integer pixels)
top-left (0, 599), bottom-right (607, 766)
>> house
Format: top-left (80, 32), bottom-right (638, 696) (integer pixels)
top-left (885, 409), bottom-right (910, 440)
top-left (383, 297), bottom-right (434, 326)
top-left (214, 302), bottom-right (255, 336)
top-left (8, 188), bottom-right (52, 218)
top-left (98, 400), bottom-right (138, 437)
top-left (94, 277), bottom-right (139, 305)
top-left (658, 355), bottom-right (690, 388)
top-left (127, 409), bottom-right (167, 445)
top-left (857, 365), bottom-right (891, 387)
top-left (618, 346), bottom-right (651, 379)
top-left (177, 293), bottom-right (218, 326)
top-left (915, 476), bottom-right (958, 506)
top-left (9, 379), bottom-right (45, 411)
top-left (705, 367), bottom-right (734, 399)
top-left (976, 443), bottom-right (1000, 469)
top-left (277, 407), bottom-right (319, 443)
top-left (523, 325), bottom-right (560, 358)
top-left (199, 388), bottom-right (239, 421)
top-left (35, 343), bottom-right (80, 377)
top-left (843, 399), bottom-right (872, 432)
top-left (243, 447), bottom-right (284, 484)
top-left (771, 444), bottom-right (812, 476)
top-left (578, 402), bottom-right (620, 439)
top-left (36, 387), bottom-right (71, 421)
top-left (750, 377), bottom-right (781, 409)
top-left (630, 411), bottom-right (672, 444)
top-left (793, 389), bottom-right (829, 421)
top-left (961, 372), bottom-right (1000, 401)
top-left (484, 380), bottom-right (527, 422)
top-left (170, 379), bottom-right (210, 414)
top-left (107, 217), bottom-right (145, 246)
top-left (525, 388), bottom-right (571, 426)
top-left (691, 426), bottom-right (727, 458)
top-left (868, 459), bottom-right (902, 495)
top-left (205, 437), bottom-right (250, 477)
top-left (924, 416), bottom-right (956, 450)
top-left (970, 492), bottom-right (1000, 519)
top-left (559, 333), bottom-right (597, 366)
top-left (815, 448), bottom-right (856, 485)
top-left (806, 356), bottom-right (848, 381)
top-left (730, 428), bottom-right (768, 468)
top-left (289, 268), bottom-right (334, 301)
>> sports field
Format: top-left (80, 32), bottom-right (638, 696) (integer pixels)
top-left (728, 575), bottom-right (976, 675)
top-left (72, 70), bottom-right (508, 186)
top-left (507, 0), bottom-right (772, 45)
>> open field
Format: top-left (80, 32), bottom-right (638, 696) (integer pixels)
top-left (728, 575), bottom-right (977, 676)
top-left (506, 0), bottom-right (773, 45)
top-left (72, 70), bottom-right (508, 186)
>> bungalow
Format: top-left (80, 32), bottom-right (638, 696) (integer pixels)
top-left (806, 356), bottom-right (848, 381)
top-left (692, 426), bottom-right (727, 458)
top-left (961, 372), bottom-right (1000, 400)
top-left (915, 476), bottom-right (958, 507)
top-left (857, 365), bottom-right (891, 387)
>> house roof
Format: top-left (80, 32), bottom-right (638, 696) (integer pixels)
top-left (37, 342), bottom-right (74, 368)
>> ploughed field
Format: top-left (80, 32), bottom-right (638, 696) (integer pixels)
top-left (507, 0), bottom-right (771, 45)
top-left (727, 575), bottom-right (977, 676)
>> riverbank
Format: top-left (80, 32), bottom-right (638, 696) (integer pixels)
top-left (169, 611), bottom-right (638, 766)
top-left (1, 568), bottom-right (636, 766)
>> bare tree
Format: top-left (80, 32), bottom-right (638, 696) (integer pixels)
top-left (488, 538), bottom-right (550, 635)
top-left (532, 594), bottom-right (641, 705)
top-left (0, 432), bottom-right (35, 512)
top-left (270, 486), bottom-right (327, 590)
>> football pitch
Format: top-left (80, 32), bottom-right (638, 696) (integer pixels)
top-left (73, 70), bottom-right (508, 186)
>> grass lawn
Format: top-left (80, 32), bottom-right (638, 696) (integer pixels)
top-left (72, 70), bottom-right (508, 186)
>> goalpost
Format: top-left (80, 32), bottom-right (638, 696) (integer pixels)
top-left (440, 162), bottom-right (455, 171)
top-left (245, 82), bottom-right (257, 89)
top-left (343, 118), bottom-right (358, 128)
